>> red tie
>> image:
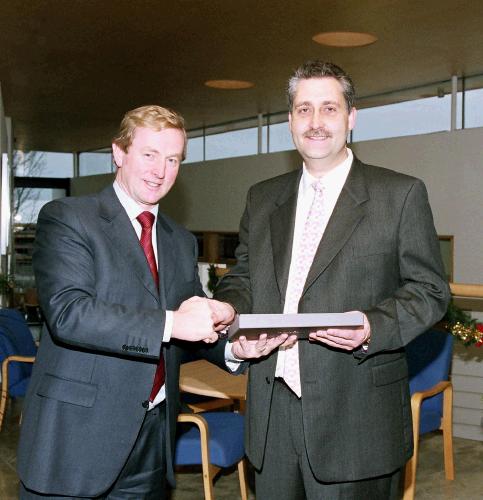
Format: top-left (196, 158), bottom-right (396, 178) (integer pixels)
top-left (137, 211), bottom-right (165, 401)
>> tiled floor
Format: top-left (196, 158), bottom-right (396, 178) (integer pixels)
top-left (1, 398), bottom-right (482, 499)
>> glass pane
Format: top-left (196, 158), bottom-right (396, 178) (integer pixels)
top-left (205, 128), bottom-right (257, 161)
top-left (1, 152), bottom-right (11, 254)
top-left (13, 151), bottom-right (73, 178)
top-left (185, 136), bottom-right (204, 164)
top-left (13, 187), bottom-right (66, 225)
top-left (79, 152), bottom-right (113, 176)
top-left (268, 121), bottom-right (295, 153)
top-left (465, 87), bottom-right (483, 129)
top-left (353, 95), bottom-right (453, 142)
top-left (13, 187), bottom-right (66, 288)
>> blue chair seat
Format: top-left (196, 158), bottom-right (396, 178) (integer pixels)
top-left (175, 412), bottom-right (245, 468)
top-left (9, 377), bottom-right (32, 398)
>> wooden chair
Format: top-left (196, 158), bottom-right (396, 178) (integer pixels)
top-left (175, 411), bottom-right (248, 500)
top-left (0, 309), bottom-right (37, 430)
top-left (403, 329), bottom-right (454, 500)
top-left (181, 392), bottom-right (236, 413)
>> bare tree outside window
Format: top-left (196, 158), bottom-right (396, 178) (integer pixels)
top-left (12, 150), bottom-right (46, 223)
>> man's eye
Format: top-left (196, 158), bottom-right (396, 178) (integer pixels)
top-left (167, 158), bottom-right (179, 166)
top-left (298, 107), bottom-right (309, 114)
top-left (325, 106), bottom-right (336, 113)
top-left (144, 153), bottom-right (153, 159)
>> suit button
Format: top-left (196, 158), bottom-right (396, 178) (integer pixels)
top-left (265, 377), bottom-right (271, 384)
top-left (142, 400), bottom-right (149, 409)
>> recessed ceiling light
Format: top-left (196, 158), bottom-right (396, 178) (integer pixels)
top-left (312, 31), bottom-right (377, 47)
top-left (204, 79), bottom-right (254, 90)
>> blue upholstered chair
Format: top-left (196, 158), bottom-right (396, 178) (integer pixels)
top-left (175, 411), bottom-right (248, 500)
top-left (0, 308), bottom-right (37, 430)
top-left (403, 329), bottom-right (454, 500)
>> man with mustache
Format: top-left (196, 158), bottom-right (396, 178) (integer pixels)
top-left (215, 61), bottom-right (450, 499)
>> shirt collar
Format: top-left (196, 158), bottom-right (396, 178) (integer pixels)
top-left (113, 180), bottom-right (159, 222)
top-left (301, 148), bottom-right (353, 195)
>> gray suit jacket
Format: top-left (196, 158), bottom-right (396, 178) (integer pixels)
top-left (215, 156), bottom-right (450, 482)
top-left (17, 185), bottom-right (228, 496)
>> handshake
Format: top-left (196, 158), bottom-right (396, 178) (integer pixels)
top-left (172, 296), bottom-right (236, 344)
top-left (171, 296), bottom-right (298, 360)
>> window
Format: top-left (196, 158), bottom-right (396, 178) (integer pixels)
top-left (13, 187), bottom-right (66, 225)
top-left (79, 152), bottom-right (113, 176)
top-left (205, 127), bottom-right (258, 161)
top-left (13, 187), bottom-right (67, 287)
top-left (267, 121), bottom-right (295, 153)
top-left (13, 151), bottom-right (73, 178)
top-left (185, 136), bottom-right (204, 164)
top-left (352, 95), bottom-right (458, 142)
top-left (464, 87), bottom-right (483, 129)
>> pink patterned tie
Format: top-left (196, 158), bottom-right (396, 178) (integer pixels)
top-left (283, 181), bottom-right (325, 397)
top-left (137, 211), bottom-right (165, 401)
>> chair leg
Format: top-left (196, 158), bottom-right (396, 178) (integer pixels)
top-left (237, 458), bottom-right (249, 500)
top-left (403, 395), bottom-right (422, 500)
top-left (441, 384), bottom-right (455, 480)
top-left (0, 389), bottom-right (7, 431)
top-left (0, 361), bottom-right (9, 431)
top-left (199, 432), bottom-right (216, 500)
top-left (200, 463), bottom-right (217, 500)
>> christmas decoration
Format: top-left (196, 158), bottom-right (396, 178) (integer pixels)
top-left (443, 300), bottom-right (483, 347)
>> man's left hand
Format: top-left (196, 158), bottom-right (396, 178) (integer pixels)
top-left (231, 333), bottom-right (298, 359)
top-left (308, 312), bottom-right (371, 350)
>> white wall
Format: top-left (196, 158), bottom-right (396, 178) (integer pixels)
top-left (72, 128), bottom-right (483, 284)
top-left (351, 129), bottom-right (483, 285)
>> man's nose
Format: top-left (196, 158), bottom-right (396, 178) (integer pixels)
top-left (310, 110), bottom-right (323, 129)
top-left (152, 161), bottom-right (165, 178)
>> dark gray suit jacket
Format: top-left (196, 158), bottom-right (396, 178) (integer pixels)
top-left (215, 157), bottom-right (450, 482)
top-left (17, 185), bottom-right (228, 496)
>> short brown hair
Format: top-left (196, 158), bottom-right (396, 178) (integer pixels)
top-left (287, 60), bottom-right (355, 112)
top-left (112, 105), bottom-right (187, 160)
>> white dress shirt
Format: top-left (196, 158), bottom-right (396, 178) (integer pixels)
top-left (275, 148), bottom-right (354, 377)
top-left (113, 181), bottom-right (172, 406)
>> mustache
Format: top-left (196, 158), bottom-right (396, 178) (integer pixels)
top-left (304, 128), bottom-right (331, 138)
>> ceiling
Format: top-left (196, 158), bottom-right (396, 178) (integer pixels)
top-left (1, 0), bottom-right (483, 152)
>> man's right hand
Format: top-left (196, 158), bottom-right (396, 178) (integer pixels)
top-left (172, 296), bottom-right (219, 343)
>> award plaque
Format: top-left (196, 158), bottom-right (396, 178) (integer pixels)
top-left (223, 312), bottom-right (364, 340)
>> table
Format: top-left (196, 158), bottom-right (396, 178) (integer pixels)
top-left (179, 359), bottom-right (247, 412)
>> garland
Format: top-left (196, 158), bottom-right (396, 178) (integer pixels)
top-left (443, 300), bottom-right (483, 347)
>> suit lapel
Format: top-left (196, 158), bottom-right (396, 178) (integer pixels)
top-left (97, 186), bottom-right (160, 302)
top-left (270, 170), bottom-right (301, 297)
top-left (156, 214), bottom-right (175, 310)
top-left (303, 158), bottom-right (369, 295)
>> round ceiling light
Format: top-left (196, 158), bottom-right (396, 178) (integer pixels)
top-left (312, 31), bottom-right (377, 47)
top-left (204, 79), bottom-right (254, 90)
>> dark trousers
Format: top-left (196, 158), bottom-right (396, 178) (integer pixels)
top-left (254, 380), bottom-right (402, 500)
top-left (20, 402), bottom-right (167, 500)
